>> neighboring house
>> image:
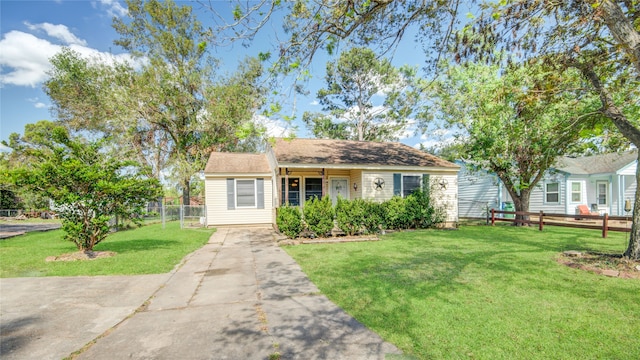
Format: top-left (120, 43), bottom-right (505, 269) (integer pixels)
top-left (204, 138), bottom-right (460, 227)
top-left (458, 150), bottom-right (638, 218)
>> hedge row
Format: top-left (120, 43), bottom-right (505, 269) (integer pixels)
top-left (276, 189), bottom-right (446, 239)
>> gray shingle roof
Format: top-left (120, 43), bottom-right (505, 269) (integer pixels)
top-left (204, 152), bottom-right (271, 174)
top-left (272, 138), bottom-right (458, 169)
top-left (556, 150), bottom-right (637, 175)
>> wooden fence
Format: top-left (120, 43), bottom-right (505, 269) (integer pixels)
top-left (490, 209), bottom-right (633, 238)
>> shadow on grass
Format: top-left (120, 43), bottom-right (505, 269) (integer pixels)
top-left (95, 238), bottom-right (179, 254)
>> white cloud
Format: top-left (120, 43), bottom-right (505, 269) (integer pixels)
top-left (97, 0), bottom-right (128, 17)
top-left (309, 100), bottom-right (319, 106)
top-left (0, 29), bottom-right (139, 87)
top-left (24, 22), bottom-right (87, 46)
top-left (253, 115), bottom-right (294, 138)
top-left (27, 97), bottom-right (48, 108)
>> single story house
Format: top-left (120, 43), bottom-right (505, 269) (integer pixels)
top-left (204, 138), bottom-right (460, 227)
top-left (458, 150), bottom-right (638, 218)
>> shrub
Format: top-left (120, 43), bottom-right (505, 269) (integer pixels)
top-left (406, 189), bottom-right (446, 229)
top-left (276, 206), bottom-right (303, 239)
top-left (362, 200), bottom-right (384, 234)
top-left (383, 196), bottom-right (412, 230)
top-left (335, 197), bottom-right (367, 236)
top-left (303, 196), bottom-right (334, 237)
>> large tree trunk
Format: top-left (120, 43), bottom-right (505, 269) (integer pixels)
top-left (578, 62), bottom-right (640, 259)
top-left (182, 178), bottom-right (191, 206)
top-left (624, 151), bottom-right (640, 259)
top-left (511, 188), bottom-right (531, 226)
top-left (597, 0), bottom-right (640, 75)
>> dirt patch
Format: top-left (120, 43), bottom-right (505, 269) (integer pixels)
top-left (557, 251), bottom-right (640, 279)
top-left (46, 251), bottom-right (116, 262)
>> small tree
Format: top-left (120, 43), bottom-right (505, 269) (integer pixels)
top-left (304, 47), bottom-right (421, 142)
top-left (9, 126), bottom-right (162, 252)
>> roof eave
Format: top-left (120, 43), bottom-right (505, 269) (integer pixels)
top-left (277, 163), bottom-right (460, 172)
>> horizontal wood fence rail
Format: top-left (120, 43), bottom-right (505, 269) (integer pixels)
top-left (490, 209), bottom-right (632, 238)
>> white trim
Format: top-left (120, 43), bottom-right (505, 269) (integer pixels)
top-left (303, 177), bottom-right (324, 203)
top-left (569, 181), bottom-right (583, 203)
top-left (235, 179), bottom-right (257, 209)
top-left (206, 172), bottom-right (271, 178)
top-left (544, 181), bottom-right (560, 204)
top-left (277, 163), bottom-right (460, 172)
top-left (616, 161), bottom-right (637, 175)
top-left (596, 180), bottom-right (608, 207)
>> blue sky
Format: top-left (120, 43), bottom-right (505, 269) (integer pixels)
top-left (0, 0), bottom-right (445, 150)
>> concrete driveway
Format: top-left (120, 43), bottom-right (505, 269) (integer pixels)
top-left (0, 227), bottom-right (401, 359)
top-left (0, 222), bottom-right (62, 239)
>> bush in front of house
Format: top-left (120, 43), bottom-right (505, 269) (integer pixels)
top-left (303, 196), bottom-right (334, 237)
top-left (405, 189), bottom-right (446, 229)
top-left (363, 200), bottom-right (385, 234)
top-left (383, 196), bottom-right (413, 230)
top-left (276, 205), bottom-right (303, 239)
top-left (335, 197), bottom-right (367, 236)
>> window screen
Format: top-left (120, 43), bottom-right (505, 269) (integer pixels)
top-left (236, 179), bottom-right (256, 207)
top-left (305, 178), bottom-right (323, 201)
top-left (402, 175), bottom-right (421, 197)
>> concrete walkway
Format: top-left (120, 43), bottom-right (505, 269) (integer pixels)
top-left (1, 227), bottom-right (400, 359)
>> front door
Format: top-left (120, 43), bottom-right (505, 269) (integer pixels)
top-left (330, 179), bottom-right (349, 205)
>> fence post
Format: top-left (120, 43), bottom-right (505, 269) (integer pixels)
top-left (491, 208), bottom-right (495, 226)
top-left (539, 211), bottom-right (544, 232)
top-left (602, 213), bottom-right (608, 238)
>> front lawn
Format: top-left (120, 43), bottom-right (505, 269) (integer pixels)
top-left (284, 225), bottom-right (640, 359)
top-left (0, 222), bottom-right (214, 277)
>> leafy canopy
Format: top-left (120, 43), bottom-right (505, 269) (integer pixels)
top-left (8, 123), bottom-right (162, 251)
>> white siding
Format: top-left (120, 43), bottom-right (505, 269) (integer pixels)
top-left (205, 177), bottom-right (273, 226)
top-left (429, 174), bottom-right (458, 223)
top-left (458, 168), bottom-right (500, 218)
top-left (362, 172), bottom-right (394, 202)
top-left (529, 176), bottom-right (567, 214)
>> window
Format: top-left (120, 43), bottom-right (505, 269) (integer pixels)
top-left (305, 178), bottom-right (323, 201)
top-left (281, 178), bottom-right (300, 206)
top-left (571, 182), bottom-right (582, 202)
top-left (236, 179), bottom-right (256, 207)
top-left (596, 181), bottom-right (608, 206)
top-left (402, 175), bottom-right (421, 197)
top-left (545, 182), bottom-right (559, 203)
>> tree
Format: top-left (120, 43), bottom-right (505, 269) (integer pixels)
top-left (431, 60), bottom-right (601, 220)
top-left (7, 123), bottom-right (162, 252)
top-left (303, 47), bottom-right (421, 141)
top-left (211, 1), bottom-right (640, 257)
top-left (456, 0), bottom-right (640, 257)
top-left (45, 0), bottom-right (266, 206)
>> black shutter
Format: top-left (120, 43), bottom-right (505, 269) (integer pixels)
top-left (227, 178), bottom-right (235, 210)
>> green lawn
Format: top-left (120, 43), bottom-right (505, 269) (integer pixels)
top-left (284, 225), bottom-right (640, 360)
top-left (0, 222), bottom-right (214, 277)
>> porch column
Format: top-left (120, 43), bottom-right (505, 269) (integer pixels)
top-left (284, 168), bottom-right (289, 205)
top-left (321, 168), bottom-right (326, 198)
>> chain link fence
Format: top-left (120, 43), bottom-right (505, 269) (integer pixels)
top-left (145, 204), bottom-right (206, 229)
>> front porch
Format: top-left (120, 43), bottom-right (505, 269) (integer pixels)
top-left (278, 167), bottom-right (360, 207)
